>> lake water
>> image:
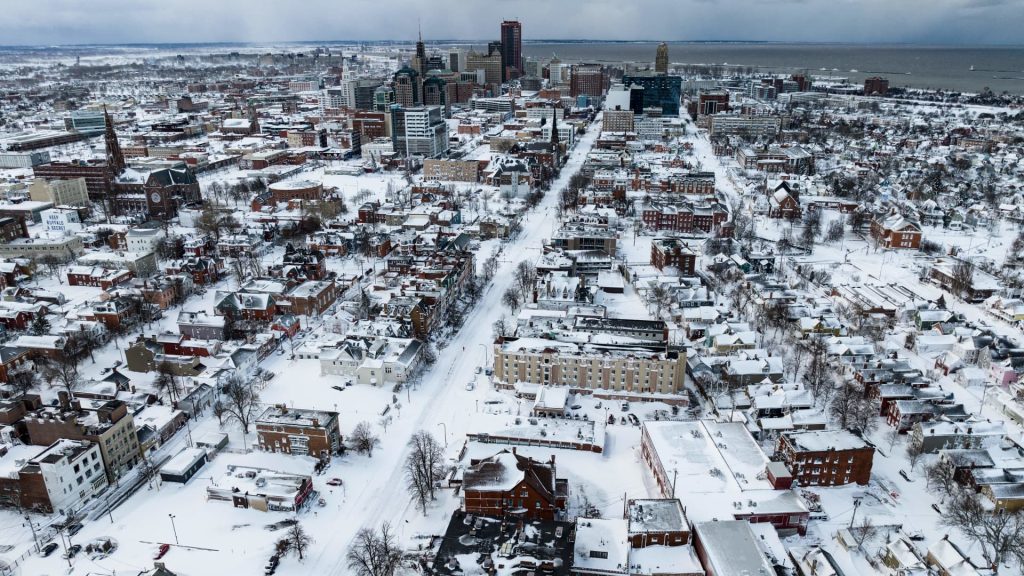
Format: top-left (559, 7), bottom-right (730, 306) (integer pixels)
top-left (521, 42), bottom-right (1024, 94)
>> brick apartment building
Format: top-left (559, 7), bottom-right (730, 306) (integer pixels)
top-left (24, 397), bottom-right (141, 482)
top-left (776, 430), bottom-right (875, 486)
top-left (870, 214), bottom-right (922, 249)
top-left (641, 202), bottom-right (728, 234)
top-left (651, 239), bottom-right (698, 274)
top-left (255, 406), bottom-right (342, 461)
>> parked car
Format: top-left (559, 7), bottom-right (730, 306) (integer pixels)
top-left (326, 478), bottom-right (343, 486)
top-left (899, 469), bottom-right (914, 482)
top-left (475, 366), bottom-right (482, 374)
top-left (41, 542), bottom-right (59, 557)
top-left (332, 385), bottom-right (345, 392)
top-left (621, 402), bottom-right (629, 412)
top-left (67, 523), bottom-right (83, 537)
top-left (154, 543), bottom-right (170, 560)
top-left (63, 544), bottom-right (82, 559)
top-left (465, 382), bottom-right (475, 391)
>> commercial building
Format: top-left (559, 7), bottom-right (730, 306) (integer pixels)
top-left (776, 430), bottom-right (875, 486)
top-left (0, 235), bottom-right (84, 261)
top-left (570, 64), bottom-right (607, 98)
top-left (0, 151), bottom-right (51, 169)
top-left (864, 76), bottom-right (890, 96)
top-left (32, 160), bottom-right (113, 201)
top-left (393, 67), bottom-right (422, 108)
top-left (622, 75), bottom-right (682, 116)
top-left (390, 106), bottom-right (449, 159)
top-left (655, 42), bottom-right (669, 74)
top-left (255, 406), bottom-right (342, 461)
top-left (29, 177), bottom-right (89, 206)
top-left (500, 20), bottom-right (522, 80)
top-left (642, 420), bottom-right (810, 535)
top-left (206, 466), bottom-right (313, 512)
top-left (64, 110), bottom-right (107, 134)
top-left (708, 114), bottom-right (782, 138)
top-left (465, 46), bottom-right (504, 86)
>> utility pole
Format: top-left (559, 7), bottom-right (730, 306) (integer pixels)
top-left (671, 469), bottom-right (678, 497)
top-left (849, 497), bottom-right (862, 528)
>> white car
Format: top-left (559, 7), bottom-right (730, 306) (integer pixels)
top-left (465, 382), bottom-right (475, 391)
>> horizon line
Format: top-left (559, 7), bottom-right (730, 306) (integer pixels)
top-left (1, 39), bottom-right (1023, 49)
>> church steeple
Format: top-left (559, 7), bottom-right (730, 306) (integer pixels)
top-left (550, 104), bottom-right (559, 147)
top-left (103, 106), bottom-right (125, 175)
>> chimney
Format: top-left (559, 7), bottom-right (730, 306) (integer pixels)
top-left (57, 391), bottom-right (72, 411)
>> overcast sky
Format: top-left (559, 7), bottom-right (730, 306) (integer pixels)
top-left (2, 0), bottom-right (1021, 46)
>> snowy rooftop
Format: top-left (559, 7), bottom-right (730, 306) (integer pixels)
top-left (627, 499), bottom-right (687, 534)
top-left (783, 430), bottom-right (872, 452)
top-left (572, 518), bottom-right (628, 574)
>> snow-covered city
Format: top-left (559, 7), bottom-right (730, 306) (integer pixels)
top-left (0, 4), bottom-right (1023, 576)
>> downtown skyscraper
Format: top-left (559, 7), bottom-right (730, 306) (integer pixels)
top-left (500, 20), bottom-right (522, 81)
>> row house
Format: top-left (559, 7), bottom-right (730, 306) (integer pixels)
top-left (164, 256), bottom-right (225, 285)
top-left (641, 201), bottom-right (729, 234)
top-left (283, 280), bottom-right (338, 316)
top-left (66, 266), bottom-right (133, 289)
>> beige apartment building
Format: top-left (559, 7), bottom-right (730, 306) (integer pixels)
top-left (493, 337), bottom-right (686, 395)
top-left (423, 159), bottom-right (481, 183)
top-left (29, 177), bottom-right (90, 206)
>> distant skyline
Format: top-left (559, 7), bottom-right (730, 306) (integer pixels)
top-left (1, 0), bottom-right (1022, 47)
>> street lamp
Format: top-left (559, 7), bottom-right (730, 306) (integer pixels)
top-left (23, 515), bottom-right (40, 553)
top-left (168, 513), bottom-right (180, 545)
top-left (437, 422), bottom-right (447, 447)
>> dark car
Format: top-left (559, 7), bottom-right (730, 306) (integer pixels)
top-left (67, 523), bottom-right (83, 537)
top-left (63, 544), bottom-right (82, 559)
top-left (332, 385), bottom-right (345, 392)
top-left (41, 542), bottom-right (59, 557)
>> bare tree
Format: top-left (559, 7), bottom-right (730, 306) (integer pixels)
top-left (906, 440), bottom-right (925, 472)
top-left (925, 458), bottom-right (959, 503)
top-left (346, 522), bottom-right (403, 576)
top-left (154, 362), bottom-right (180, 404)
top-left (942, 493), bottom-right (1024, 572)
top-left (850, 516), bottom-right (880, 551)
top-left (803, 338), bottom-right (832, 403)
top-left (829, 380), bottom-right (878, 435)
top-left (41, 354), bottom-right (81, 398)
top-left (404, 431), bottom-right (446, 515)
top-left (349, 421), bottom-right (380, 457)
top-left (950, 259), bottom-right (975, 298)
top-left (278, 521), bottom-right (313, 561)
top-left (648, 283), bottom-right (673, 320)
top-left (512, 261), bottom-right (537, 301)
top-left (213, 375), bottom-right (261, 434)
top-left (502, 286), bottom-right (522, 310)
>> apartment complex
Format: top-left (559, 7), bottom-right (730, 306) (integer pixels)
top-left (493, 337), bottom-right (686, 395)
top-left (776, 431), bottom-right (875, 487)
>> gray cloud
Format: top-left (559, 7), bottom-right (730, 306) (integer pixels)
top-left (0, 0), bottom-right (1020, 45)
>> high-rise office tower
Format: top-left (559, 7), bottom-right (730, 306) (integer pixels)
top-left (393, 67), bottom-right (422, 108)
top-left (412, 24), bottom-right (427, 75)
top-left (500, 20), bottom-right (522, 81)
top-left (655, 42), bottom-right (669, 75)
top-left (448, 49), bottom-right (462, 73)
